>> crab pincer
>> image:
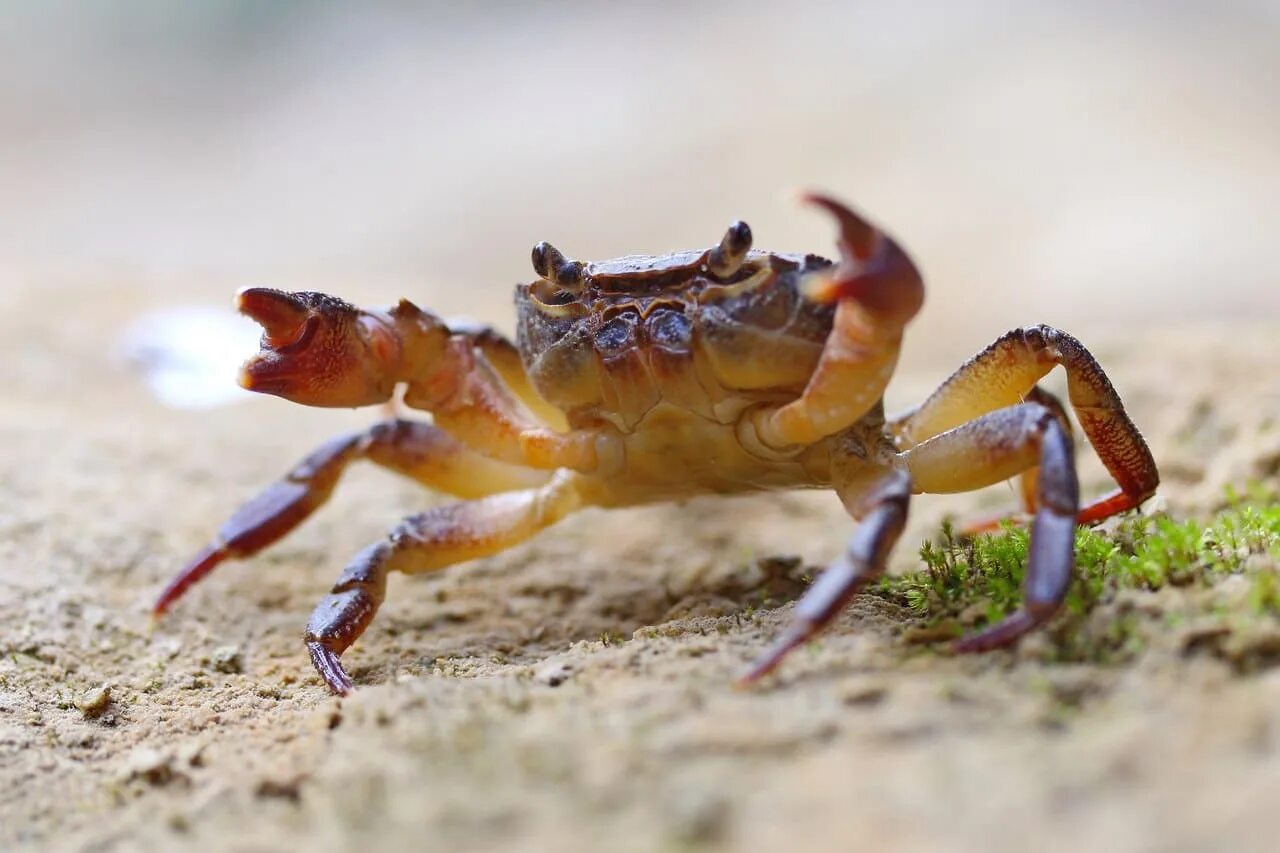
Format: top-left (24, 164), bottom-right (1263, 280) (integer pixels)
top-left (153, 288), bottom-right (453, 613)
top-left (152, 288), bottom-right (421, 620)
top-left (234, 287), bottom-right (420, 407)
top-left (797, 193), bottom-right (924, 323)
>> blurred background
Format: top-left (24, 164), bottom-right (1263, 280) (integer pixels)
top-left (3, 5), bottom-right (1279, 849)
top-left (3, 0), bottom-right (1277, 403)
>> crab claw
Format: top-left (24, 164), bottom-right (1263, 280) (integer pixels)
top-left (237, 287), bottom-right (310, 348)
top-left (800, 193), bottom-right (924, 327)
top-left (236, 287), bottom-right (404, 408)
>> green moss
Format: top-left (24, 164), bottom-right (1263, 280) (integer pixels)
top-left (1248, 568), bottom-right (1280, 616)
top-left (877, 494), bottom-right (1280, 663)
top-left (597, 631), bottom-right (626, 647)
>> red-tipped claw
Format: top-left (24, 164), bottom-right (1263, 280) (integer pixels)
top-left (235, 288), bottom-right (404, 408)
top-left (799, 192), bottom-right (925, 327)
top-left (801, 192), bottom-right (880, 262)
top-left (236, 287), bottom-right (312, 348)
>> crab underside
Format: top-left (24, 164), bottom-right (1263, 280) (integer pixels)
top-left (153, 194), bottom-right (1159, 695)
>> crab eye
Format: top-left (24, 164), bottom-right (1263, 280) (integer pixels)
top-left (531, 241), bottom-right (585, 289)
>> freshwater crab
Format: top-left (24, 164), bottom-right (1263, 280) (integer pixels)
top-left (153, 193), bottom-right (1159, 695)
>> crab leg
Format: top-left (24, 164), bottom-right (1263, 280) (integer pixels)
top-left (402, 332), bottom-right (612, 472)
top-left (960, 386), bottom-right (1072, 532)
top-left (153, 419), bottom-right (549, 616)
top-left (890, 325), bottom-right (1158, 524)
top-left (750, 195), bottom-right (925, 450)
top-left (901, 402), bottom-right (1079, 650)
top-left (446, 321), bottom-right (569, 431)
top-left (306, 471), bottom-right (589, 694)
top-left (738, 469), bottom-right (911, 684)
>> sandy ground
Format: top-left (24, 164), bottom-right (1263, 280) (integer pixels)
top-left (2, 273), bottom-right (1278, 852)
top-left (3, 3), bottom-right (1280, 851)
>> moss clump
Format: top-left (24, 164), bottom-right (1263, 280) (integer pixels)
top-left (877, 492), bottom-right (1280, 663)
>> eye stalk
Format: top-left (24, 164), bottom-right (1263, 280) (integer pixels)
top-left (531, 242), bottom-right (585, 290)
top-left (706, 220), bottom-right (753, 278)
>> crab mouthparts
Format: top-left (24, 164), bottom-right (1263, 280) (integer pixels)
top-left (236, 287), bottom-right (311, 348)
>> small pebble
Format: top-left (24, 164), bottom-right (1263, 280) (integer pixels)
top-left (119, 747), bottom-right (179, 786)
top-left (77, 684), bottom-right (112, 719)
top-left (840, 679), bottom-right (888, 707)
top-left (210, 646), bottom-right (244, 674)
top-left (534, 659), bottom-right (575, 687)
top-left (668, 789), bottom-right (730, 845)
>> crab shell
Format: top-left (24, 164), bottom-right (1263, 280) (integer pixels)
top-left (516, 247), bottom-right (838, 433)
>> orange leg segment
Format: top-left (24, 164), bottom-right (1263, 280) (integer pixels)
top-left (446, 320), bottom-right (570, 432)
top-left (403, 335), bottom-right (609, 472)
top-left (959, 385), bottom-right (1072, 533)
top-left (153, 420), bottom-right (549, 617)
top-left (891, 325), bottom-right (1158, 526)
top-left (305, 471), bottom-right (588, 693)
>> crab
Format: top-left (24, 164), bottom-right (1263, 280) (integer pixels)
top-left (152, 193), bottom-right (1159, 695)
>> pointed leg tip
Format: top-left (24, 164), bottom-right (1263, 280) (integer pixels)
top-left (951, 631), bottom-right (1008, 655)
top-left (952, 630), bottom-right (1002, 655)
top-left (957, 512), bottom-right (1030, 536)
top-left (952, 610), bottom-right (1040, 655)
top-left (733, 657), bottom-right (784, 690)
top-left (151, 586), bottom-right (177, 616)
top-left (735, 627), bottom-right (810, 688)
top-left (732, 661), bottom-right (773, 690)
top-left (308, 642), bottom-right (355, 696)
top-left (152, 544), bottom-right (227, 617)
top-left (956, 517), bottom-right (992, 537)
